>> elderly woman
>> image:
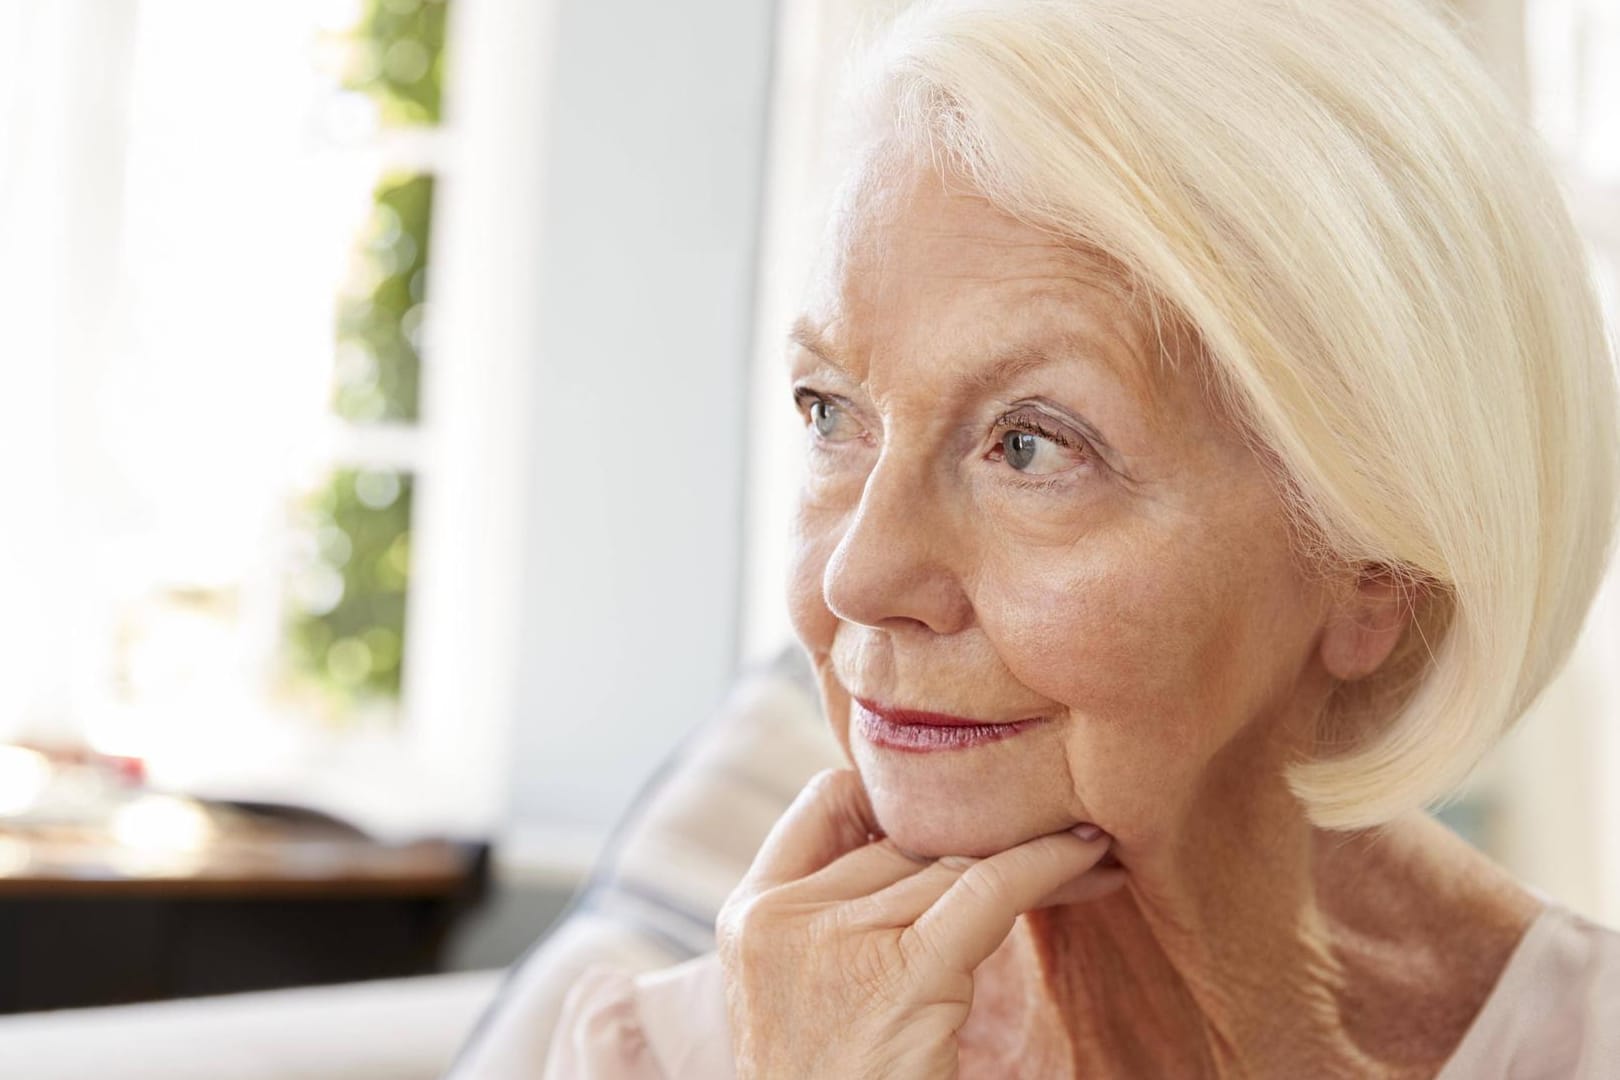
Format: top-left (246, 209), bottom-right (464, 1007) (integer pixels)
top-left (539, 0), bottom-right (1620, 1075)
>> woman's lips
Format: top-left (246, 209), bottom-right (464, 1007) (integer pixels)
top-left (852, 696), bottom-right (1049, 753)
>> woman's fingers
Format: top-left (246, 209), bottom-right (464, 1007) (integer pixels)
top-left (1031, 864), bottom-right (1129, 908)
top-left (792, 834), bottom-right (934, 900)
top-left (725, 777), bottom-right (1125, 1080)
top-left (904, 828), bottom-right (1113, 972)
top-left (854, 843), bottom-right (1125, 928)
top-left (741, 768), bottom-right (882, 891)
top-left (741, 767), bottom-right (1124, 967)
top-left (846, 857), bottom-right (969, 926)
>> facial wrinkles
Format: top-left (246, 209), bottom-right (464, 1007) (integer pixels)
top-left (793, 146), bottom-right (1313, 812)
top-left (889, 160), bottom-right (1163, 393)
top-left (801, 298), bottom-right (1241, 658)
top-left (800, 270), bottom-right (1178, 494)
top-left (773, 146), bottom-right (1497, 1080)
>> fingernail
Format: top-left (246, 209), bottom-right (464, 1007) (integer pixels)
top-left (1071, 823), bottom-right (1104, 841)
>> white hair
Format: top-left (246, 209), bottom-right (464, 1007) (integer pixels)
top-left (831, 0), bottom-right (1620, 829)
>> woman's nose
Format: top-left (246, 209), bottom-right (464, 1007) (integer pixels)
top-left (821, 450), bottom-right (974, 635)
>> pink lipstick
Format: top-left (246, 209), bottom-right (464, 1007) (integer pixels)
top-left (853, 697), bottom-right (1048, 753)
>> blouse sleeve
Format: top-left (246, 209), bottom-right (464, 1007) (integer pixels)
top-left (1437, 902), bottom-right (1620, 1079)
top-left (541, 964), bottom-right (665, 1080)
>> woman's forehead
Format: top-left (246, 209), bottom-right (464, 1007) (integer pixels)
top-left (788, 290), bottom-right (1169, 421)
top-left (797, 154), bottom-right (1190, 415)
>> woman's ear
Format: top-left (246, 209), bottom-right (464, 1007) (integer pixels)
top-left (1318, 563), bottom-right (1414, 681)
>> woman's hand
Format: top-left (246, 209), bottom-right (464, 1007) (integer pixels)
top-left (715, 767), bottom-right (1125, 1080)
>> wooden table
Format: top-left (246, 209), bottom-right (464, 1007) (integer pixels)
top-left (0, 800), bottom-right (489, 1013)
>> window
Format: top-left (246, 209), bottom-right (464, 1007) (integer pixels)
top-left (0, 0), bottom-right (548, 839)
top-left (287, 1), bottom-right (450, 727)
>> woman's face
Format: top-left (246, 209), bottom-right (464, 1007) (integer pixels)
top-left (785, 151), bottom-right (1338, 862)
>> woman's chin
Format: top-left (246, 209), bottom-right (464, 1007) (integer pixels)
top-left (863, 776), bottom-right (1074, 859)
top-left (853, 738), bottom-right (1081, 859)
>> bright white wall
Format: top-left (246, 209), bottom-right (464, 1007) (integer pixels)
top-left (738, 0), bottom-right (878, 670)
top-left (503, 0), bottom-right (777, 851)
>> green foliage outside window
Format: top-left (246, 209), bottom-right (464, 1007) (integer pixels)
top-left (333, 173), bottom-right (434, 424)
top-left (282, 0), bottom-right (449, 720)
top-left (342, 0), bottom-right (449, 126)
top-left (285, 469), bottom-right (414, 713)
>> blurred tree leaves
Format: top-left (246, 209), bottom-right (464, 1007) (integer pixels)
top-left (286, 469), bottom-right (414, 708)
top-left (342, 0), bottom-right (448, 126)
top-left (283, 0), bottom-right (449, 721)
top-left (333, 173), bottom-right (433, 423)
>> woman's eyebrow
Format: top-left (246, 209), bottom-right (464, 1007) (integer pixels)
top-left (788, 315), bottom-right (1156, 414)
top-left (787, 317), bottom-right (842, 370)
top-left (957, 343), bottom-right (1072, 397)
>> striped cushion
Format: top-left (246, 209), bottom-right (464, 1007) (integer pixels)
top-left (448, 643), bottom-right (839, 1076)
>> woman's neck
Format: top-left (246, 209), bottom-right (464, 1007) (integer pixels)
top-left (967, 775), bottom-right (1543, 1078)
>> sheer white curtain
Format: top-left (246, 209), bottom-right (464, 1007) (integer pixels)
top-left (0, 1), bottom-right (143, 748)
top-left (0, 2), bottom-right (376, 773)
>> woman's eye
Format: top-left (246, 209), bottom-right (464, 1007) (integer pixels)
top-left (794, 389), bottom-right (860, 443)
top-left (1003, 431), bottom-right (1046, 470)
top-left (810, 400), bottom-right (840, 438)
top-left (989, 416), bottom-right (1090, 478)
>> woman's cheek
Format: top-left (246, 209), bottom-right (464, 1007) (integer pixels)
top-left (975, 551), bottom-right (1165, 705)
top-left (980, 546), bottom-right (1239, 751)
top-left (785, 503), bottom-right (843, 647)
top-left (963, 491), bottom-right (1211, 727)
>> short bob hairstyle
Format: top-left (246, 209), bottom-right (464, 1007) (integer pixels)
top-left (831, 0), bottom-right (1620, 829)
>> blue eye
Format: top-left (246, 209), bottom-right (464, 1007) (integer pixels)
top-left (1003, 431), bottom-right (1041, 470)
top-left (793, 388), bottom-right (860, 443)
top-left (810, 399), bottom-right (840, 438)
top-left (992, 415), bottom-right (1089, 477)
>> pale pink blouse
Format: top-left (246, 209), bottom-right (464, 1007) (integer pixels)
top-left (538, 899), bottom-right (1620, 1078)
